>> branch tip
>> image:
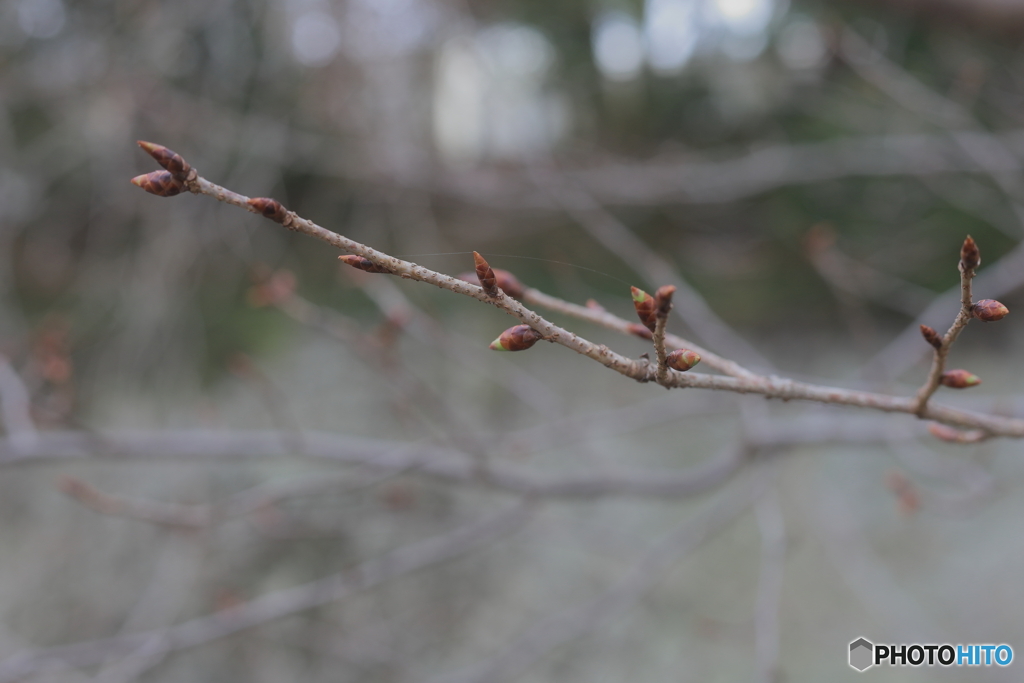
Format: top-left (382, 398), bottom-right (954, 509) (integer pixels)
top-left (130, 170), bottom-right (184, 197)
top-left (136, 140), bottom-right (192, 180)
top-left (960, 235), bottom-right (980, 272)
top-left (654, 285), bottom-right (676, 317)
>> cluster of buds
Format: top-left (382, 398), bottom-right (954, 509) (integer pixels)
top-left (130, 141), bottom-right (197, 198)
top-left (456, 256), bottom-right (525, 299)
top-left (666, 348), bottom-right (701, 372)
top-left (338, 254), bottom-right (393, 274)
top-left (489, 324), bottom-right (544, 351)
top-left (654, 285), bottom-right (676, 318)
top-left (939, 369), bottom-right (981, 389)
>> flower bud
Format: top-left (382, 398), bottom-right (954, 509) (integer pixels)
top-left (338, 255), bottom-right (392, 274)
top-left (473, 251), bottom-right (498, 297)
top-left (654, 285), bottom-right (676, 317)
top-left (130, 170), bottom-right (185, 197)
top-left (666, 348), bottom-right (701, 372)
top-left (631, 286), bottom-right (657, 332)
top-left (960, 235), bottom-right (980, 272)
top-left (972, 299), bottom-right (1009, 322)
top-left (489, 324), bottom-right (543, 351)
top-left (137, 141), bottom-right (192, 181)
top-left (247, 197), bottom-right (290, 224)
top-left (919, 324), bottom-right (942, 349)
top-left (940, 369), bottom-right (981, 389)
top-left (456, 268), bottom-right (524, 299)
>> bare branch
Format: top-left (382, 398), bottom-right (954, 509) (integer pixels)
top-left (913, 236), bottom-right (980, 415)
top-left (129, 144), bottom-right (1024, 437)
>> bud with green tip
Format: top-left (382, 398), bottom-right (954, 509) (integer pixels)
top-left (666, 348), bottom-right (701, 372)
top-left (940, 369), bottom-right (981, 389)
top-left (489, 325), bottom-right (543, 351)
top-left (973, 299), bottom-right (1009, 322)
top-left (631, 286), bottom-right (657, 332)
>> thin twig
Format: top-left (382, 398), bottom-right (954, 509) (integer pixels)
top-left (912, 238), bottom-right (978, 415)
top-left (523, 287), bottom-right (757, 380)
top-left (131, 145), bottom-right (1024, 437)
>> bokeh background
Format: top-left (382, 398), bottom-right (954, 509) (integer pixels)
top-left (3, 0), bottom-right (1024, 681)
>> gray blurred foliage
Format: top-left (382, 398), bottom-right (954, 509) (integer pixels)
top-left (2, 0), bottom-right (1024, 681)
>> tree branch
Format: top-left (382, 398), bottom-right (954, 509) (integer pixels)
top-left (130, 143), bottom-right (1024, 437)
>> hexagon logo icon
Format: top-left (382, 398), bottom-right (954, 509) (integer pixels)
top-left (849, 637), bottom-right (874, 672)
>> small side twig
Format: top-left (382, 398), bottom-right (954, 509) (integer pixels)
top-left (913, 236), bottom-right (980, 416)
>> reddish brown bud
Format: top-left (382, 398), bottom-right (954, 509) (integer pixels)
top-left (631, 286), bottom-right (657, 332)
top-left (130, 170), bottom-right (184, 197)
top-left (626, 323), bottom-right (653, 340)
top-left (473, 251), bottom-right (499, 297)
top-left (247, 197), bottom-right (290, 224)
top-left (585, 299), bottom-right (605, 312)
top-left (489, 324), bottom-right (543, 351)
top-left (338, 255), bottom-right (392, 274)
top-left (960, 235), bottom-right (980, 272)
top-left (919, 324), bottom-right (942, 349)
top-left (666, 348), bottom-right (701, 372)
top-left (927, 422), bottom-right (987, 444)
top-left (136, 141), bottom-right (192, 181)
top-left (654, 285), bottom-right (676, 317)
top-left (456, 268), bottom-right (524, 299)
top-left (972, 299), bottom-right (1009, 322)
top-left (940, 369), bottom-right (981, 389)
